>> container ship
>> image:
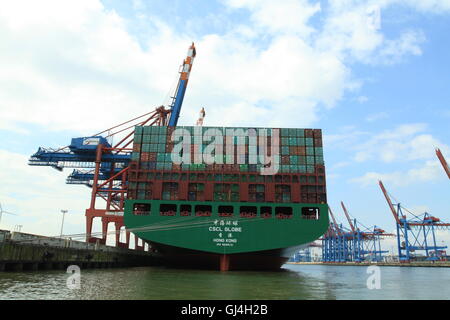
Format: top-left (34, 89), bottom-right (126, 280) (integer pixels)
top-left (28, 43), bottom-right (329, 271)
top-left (124, 125), bottom-right (329, 271)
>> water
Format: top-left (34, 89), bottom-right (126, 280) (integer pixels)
top-left (1, 264), bottom-right (449, 300)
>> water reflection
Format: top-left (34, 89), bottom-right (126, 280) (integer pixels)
top-left (0, 264), bottom-right (449, 300)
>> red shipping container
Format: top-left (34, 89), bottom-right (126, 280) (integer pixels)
top-left (313, 129), bottom-right (322, 138)
top-left (298, 147), bottom-right (306, 156)
top-left (314, 138), bottom-right (322, 147)
top-left (133, 144), bottom-right (141, 152)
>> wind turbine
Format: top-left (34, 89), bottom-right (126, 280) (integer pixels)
top-left (0, 203), bottom-right (18, 226)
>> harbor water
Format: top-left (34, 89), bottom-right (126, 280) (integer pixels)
top-left (1, 264), bottom-right (449, 300)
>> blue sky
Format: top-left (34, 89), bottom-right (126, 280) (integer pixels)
top-left (0, 0), bottom-right (449, 251)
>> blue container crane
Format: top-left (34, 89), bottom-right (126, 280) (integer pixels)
top-left (28, 43), bottom-right (197, 247)
top-left (379, 180), bottom-right (449, 262)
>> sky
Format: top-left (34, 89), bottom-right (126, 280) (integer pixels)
top-left (0, 0), bottom-right (449, 253)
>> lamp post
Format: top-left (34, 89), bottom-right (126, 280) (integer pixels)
top-left (60, 210), bottom-right (68, 238)
top-left (0, 203), bottom-right (18, 226)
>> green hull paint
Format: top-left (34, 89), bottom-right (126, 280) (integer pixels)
top-left (124, 200), bottom-right (329, 254)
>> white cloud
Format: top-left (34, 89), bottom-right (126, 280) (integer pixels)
top-left (225, 0), bottom-right (321, 37)
top-left (0, 0), bottom-right (355, 134)
top-left (132, 0), bottom-right (145, 11)
top-left (336, 122), bottom-right (450, 187)
top-left (351, 159), bottom-right (444, 186)
top-left (331, 161), bottom-right (352, 169)
top-left (366, 111), bottom-right (388, 122)
top-left (0, 149), bottom-right (89, 236)
top-left (396, 0), bottom-right (450, 13)
top-left (0, 0), bottom-right (170, 133)
top-left (315, 1), bottom-right (428, 64)
top-left (316, 2), bottom-right (385, 62)
top-left (378, 30), bottom-right (425, 64)
top-left (357, 96), bottom-right (369, 103)
top-left (324, 128), bottom-right (371, 150)
top-left (333, 0), bottom-right (450, 15)
top-left (351, 123), bottom-right (450, 163)
top-left (0, 0), bottom-right (443, 133)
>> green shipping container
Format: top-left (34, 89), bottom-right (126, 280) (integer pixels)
top-left (142, 144), bottom-right (151, 152)
top-left (150, 135), bottom-right (159, 143)
top-left (134, 135), bottom-right (142, 144)
top-left (131, 152), bottom-right (140, 161)
top-left (288, 137), bottom-right (296, 145)
top-left (157, 144), bottom-right (165, 152)
top-left (157, 153), bottom-right (165, 162)
top-left (315, 147), bottom-right (323, 157)
top-left (135, 126), bottom-right (143, 135)
top-left (315, 156), bottom-right (324, 165)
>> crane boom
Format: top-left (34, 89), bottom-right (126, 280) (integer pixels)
top-left (328, 207), bottom-right (341, 236)
top-left (436, 148), bottom-right (450, 179)
top-left (28, 43), bottom-right (196, 247)
top-left (168, 43), bottom-right (196, 127)
top-left (378, 180), bottom-right (401, 224)
top-left (340, 201), bottom-right (355, 233)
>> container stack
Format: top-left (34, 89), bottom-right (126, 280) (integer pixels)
top-left (127, 126), bottom-right (326, 204)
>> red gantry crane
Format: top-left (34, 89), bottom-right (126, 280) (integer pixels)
top-left (322, 207), bottom-right (349, 262)
top-left (436, 148), bottom-right (450, 179)
top-left (379, 180), bottom-right (450, 261)
top-left (29, 43), bottom-right (197, 249)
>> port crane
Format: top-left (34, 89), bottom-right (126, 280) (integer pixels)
top-left (322, 207), bottom-right (349, 262)
top-left (340, 202), bottom-right (362, 262)
top-left (379, 180), bottom-right (450, 261)
top-left (341, 202), bottom-right (392, 262)
top-left (436, 148), bottom-right (450, 179)
top-left (322, 203), bottom-right (393, 263)
top-left (29, 43), bottom-right (197, 248)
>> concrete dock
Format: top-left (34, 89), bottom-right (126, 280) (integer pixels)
top-left (288, 261), bottom-right (450, 268)
top-left (0, 230), bottom-right (160, 271)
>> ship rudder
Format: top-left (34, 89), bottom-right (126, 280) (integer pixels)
top-left (220, 254), bottom-right (230, 272)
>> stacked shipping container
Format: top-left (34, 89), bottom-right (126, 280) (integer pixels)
top-left (128, 126), bottom-right (326, 204)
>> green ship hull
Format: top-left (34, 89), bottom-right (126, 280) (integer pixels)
top-left (124, 200), bottom-right (328, 270)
